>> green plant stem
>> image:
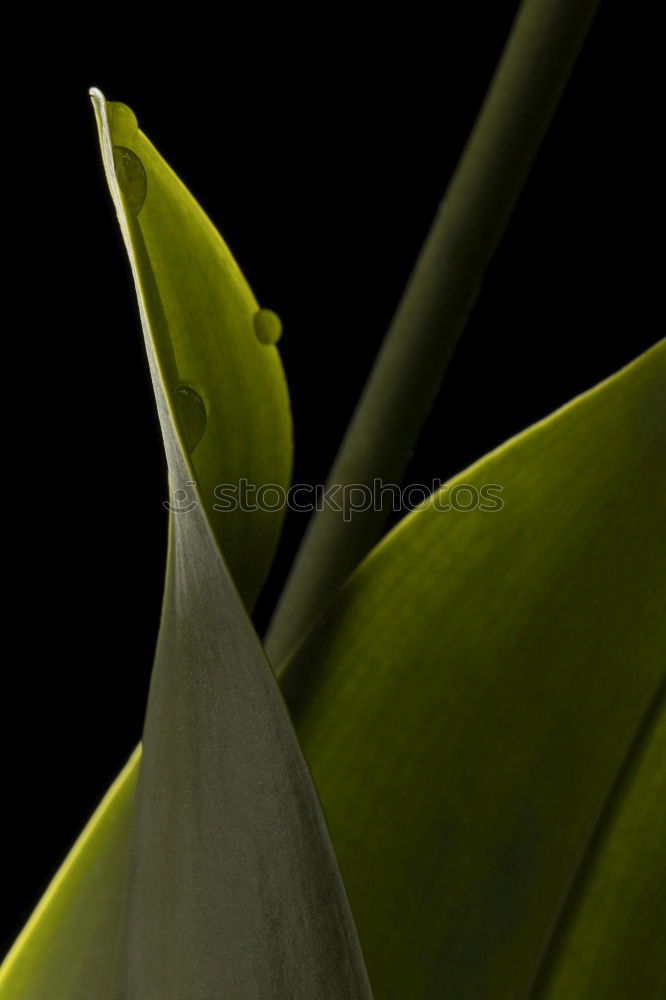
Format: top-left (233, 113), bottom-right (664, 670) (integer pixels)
top-left (266, 0), bottom-right (601, 665)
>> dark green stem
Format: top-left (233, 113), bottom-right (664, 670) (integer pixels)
top-left (267, 0), bottom-right (601, 665)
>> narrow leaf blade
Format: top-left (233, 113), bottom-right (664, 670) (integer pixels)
top-left (128, 437), bottom-right (372, 997)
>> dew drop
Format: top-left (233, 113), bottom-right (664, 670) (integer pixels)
top-left (107, 101), bottom-right (138, 146)
top-left (253, 308), bottom-right (282, 345)
top-left (112, 146), bottom-right (147, 215)
top-left (174, 384), bottom-right (207, 452)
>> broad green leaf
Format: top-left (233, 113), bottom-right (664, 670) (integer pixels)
top-left (281, 341), bottom-right (666, 1000)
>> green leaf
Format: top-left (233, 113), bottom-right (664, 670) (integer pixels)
top-left (125, 413), bottom-right (371, 998)
top-left (281, 341), bottom-right (666, 1000)
top-left (95, 91), bottom-right (292, 609)
top-left (0, 91), bottom-right (325, 1000)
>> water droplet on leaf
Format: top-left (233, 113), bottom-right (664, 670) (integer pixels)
top-left (112, 146), bottom-right (147, 215)
top-left (175, 384), bottom-right (207, 452)
top-left (107, 102), bottom-right (138, 146)
top-left (253, 308), bottom-right (282, 345)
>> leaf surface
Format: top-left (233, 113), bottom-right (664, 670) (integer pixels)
top-left (532, 683), bottom-right (666, 1000)
top-left (125, 426), bottom-right (371, 998)
top-left (281, 341), bottom-right (666, 1000)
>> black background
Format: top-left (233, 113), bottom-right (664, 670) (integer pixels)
top-left (3, 3), bottom-right (658, 953)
